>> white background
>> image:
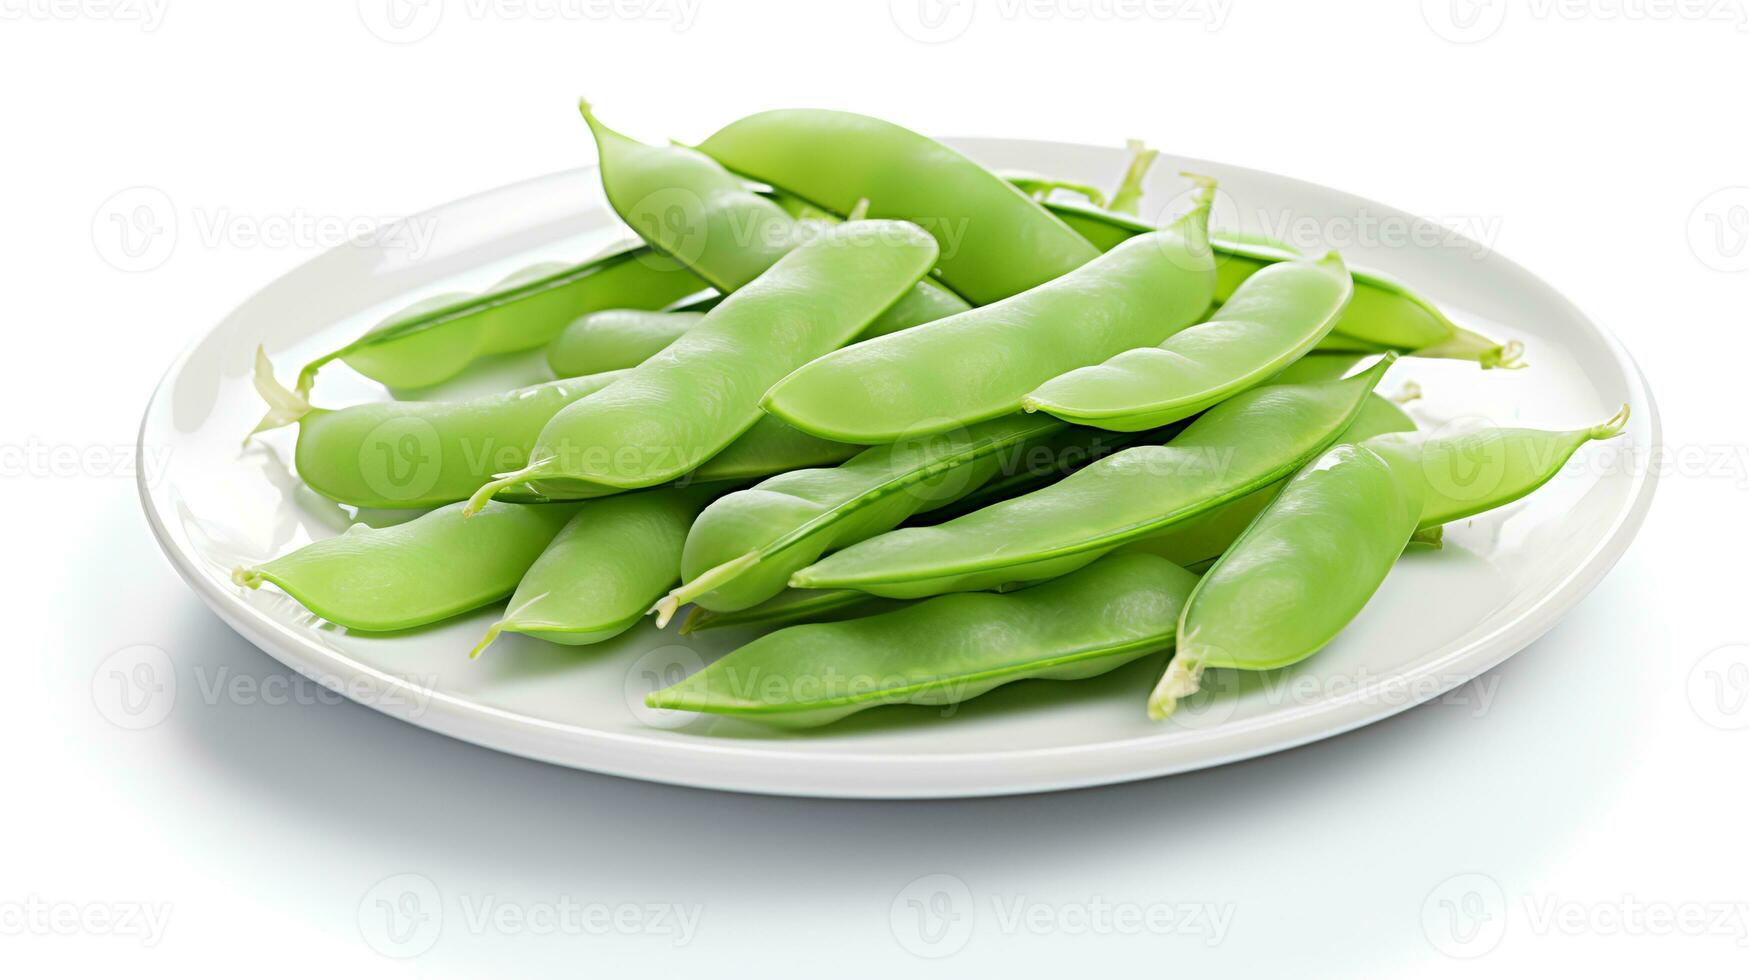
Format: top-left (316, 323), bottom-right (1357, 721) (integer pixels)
top-left (3, 0), bottom-right (1746, 974)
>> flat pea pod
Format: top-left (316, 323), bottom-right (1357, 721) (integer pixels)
top-left (762, 178), bottom-right (1217, 443)
top-left (689, 419), bottom-right (860, 484)
top-left (921, 424), bottom-right (1156, 523)
top-left (1148, 436), bottom-right (1427, 719)
top-left (471, 486), bottom-right (719, 655)
top-left (696, 109), bottom-right (1100, 304)
top-left (679, 588), bottom-right (897, 635)
top-left (1126, 389), bottom-right (1417, 569)
top-left (647, 552), bottom-right (1198, 728)
top-left (1041, 198), bottom-right (1520, 367)
top-left (465, 220), bottom-right (939, 507)
top-left (1396, 405), bottom-right (1632, 527)
top-left (277, 245), bottom-right (704, 409)
top-left (1022, 252), bottom-right (1354, 431)
top-left (1146, 409), bottom-right (1630, 719)
top-left (791, 356), bottom-right (1393, 599)
top-left (584, 103), bottom-right (970, 337)
top-left (249, 347), bottom-right (629, 508)
top-left (232, 500), bottom-right (580, 632)
top-left (545, 309), bottom-right (703, 377)
top-left (657, 414), bottom-right (1065, 624)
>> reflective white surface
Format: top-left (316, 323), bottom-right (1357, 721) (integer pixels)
top-left (137, 141), bottom-right (1657, 797)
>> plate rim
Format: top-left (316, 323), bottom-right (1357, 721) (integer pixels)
top-left (137, 140), bottom-right (1662, 799)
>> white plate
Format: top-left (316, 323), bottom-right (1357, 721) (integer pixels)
top-left (138, 138), bottom-right (1659, 798)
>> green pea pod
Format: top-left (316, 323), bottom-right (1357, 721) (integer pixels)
top-left (763, 177), bottom-right (1218, 443)
top-left (791, 356), bottom-right (1393, 599)
top-left (465, 220), bottom-right (939, 506)
top-left (1041, 196), bottom-right (1520, 368)
top-left (648, 552), bottom-right (1198, 728)
top-left (679, 589), bottom-right (897, 635)
top-left (1149, 437), bottom-right (1427, 719)
top-left (1127, 390), bottom-right (1417, 569)
top-left (921, 424), bottom-right (1155, 523)
top-left (248, 347), bottom-right (630, 508)
top-left (583, 102), bottom-right (970, 338)
top-left (1023, 252), bottom-right (1354, 431)
top-left (696, 109), bottom-right (1100, 304)
top-left (658, 414), bottom-right (1065, 624)
top-left (997, 169), bottom-right (1107, 207)
top-left (546, 310), bottom-right (703, 377)
top-left (1400, 406), bottom-right (1632, 527)
top-left (688, 420), bottom-right (860, 484)
top-left (274, 246), bottom-right (704, 414)
top-left (232, 501), bottom-right (580, 632)
top-left (1148, 407), bottom-right (1630, 719)
top-left (471, 486), bottom-right (719, 655)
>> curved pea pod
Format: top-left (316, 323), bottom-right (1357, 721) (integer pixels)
top-left (584, 103), bottom-right (969, 337)
top-left (689, 419), bottom-right (860, 484)
top-left (647, 552), bottom-right (1198, 728)
top-left (464, 220), bottom-right (939, 506)
top-left (696, 108), bottom-right (1100, 305)
top-left (1146, 407), bottom-right (1630, 719)
top-left (276, 246), bottom-right (704, 412)
top-left (921, 424), bottom-right (1154, 523)
top-left (1023, 252), bottom-right (1354, 432)
top-left (791, 356), bottom-right (1394, 599)
top-left (248, 348), bottom-right (628, 508)
top-left (1401, 405), bottom-right (1632, 526)
top-left (679, 589), bottom-right (898, 635)
top-left (545, 309), bottom-right (703, 377)
top-left (1129, 391), bottom-right (1417, 569)
top-left (471, 486), bottom-right (719, 655)
top-left (1149, 437), bottom-right (1427, 719)
top-left (762, 177), bottom-right (1217, 443)
top-left (1041, 196), bottom-right (1520, 367)
top-left (657, 414), bottom-right (1064, 624)
top-left (232, 501), bottom-right (580, 632)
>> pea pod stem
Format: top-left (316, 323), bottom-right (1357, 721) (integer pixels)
top-left (245, 346), bottom-right (314, 444)
top-left (1106, 140), bottom-right (1157, 215)
top-left (653, 552), bottom-right (759, 627)
top-left (464, 457), bottom-right (556, 516)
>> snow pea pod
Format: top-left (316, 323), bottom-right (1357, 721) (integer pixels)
top-left (1023, 252), bottom-right (1354, 431)
top-left (232, 500), bottom-right (580, 632)
top-left (791, 356), bottom-right (1393, 599)
top-left (657, 413), bottom-right (1064, 624)
top-left (1399, 406), bottom-right (1632, 527)
top-left (1147, 408), bottom-right (1630, 718)
top-left (696, 108), bottom-right (1100, 304)
top-left (276, 245), bottom-right (703, 410)
top-left (689, 420), bottom-right (859, 484)
top-left (647, 552), bottom-right (1198, 728)
top-left (762, 178), bottom-right (1217, 443)
top-left (679, 588), bottom-right (897, 635)
top-left (583, 103), bottom-right (970, 337)
top-left (249, 347), bottom-right (629, 508)
top-left (1148, 436), bottom-right (1426, 719)
top-left (1128, 389), bottom-right (1417, 570)
top-left (464, 220), bottom-right (939, 506)
top-left (545, 309), bottom-right (703, 377)
top-left (471, 486), bottom-right (719, 655)
top-left (1040, 197), bottom-right (1519, 367)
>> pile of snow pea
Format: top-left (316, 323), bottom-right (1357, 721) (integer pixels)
top-left (237, 104), bottom-right (1627, 728)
